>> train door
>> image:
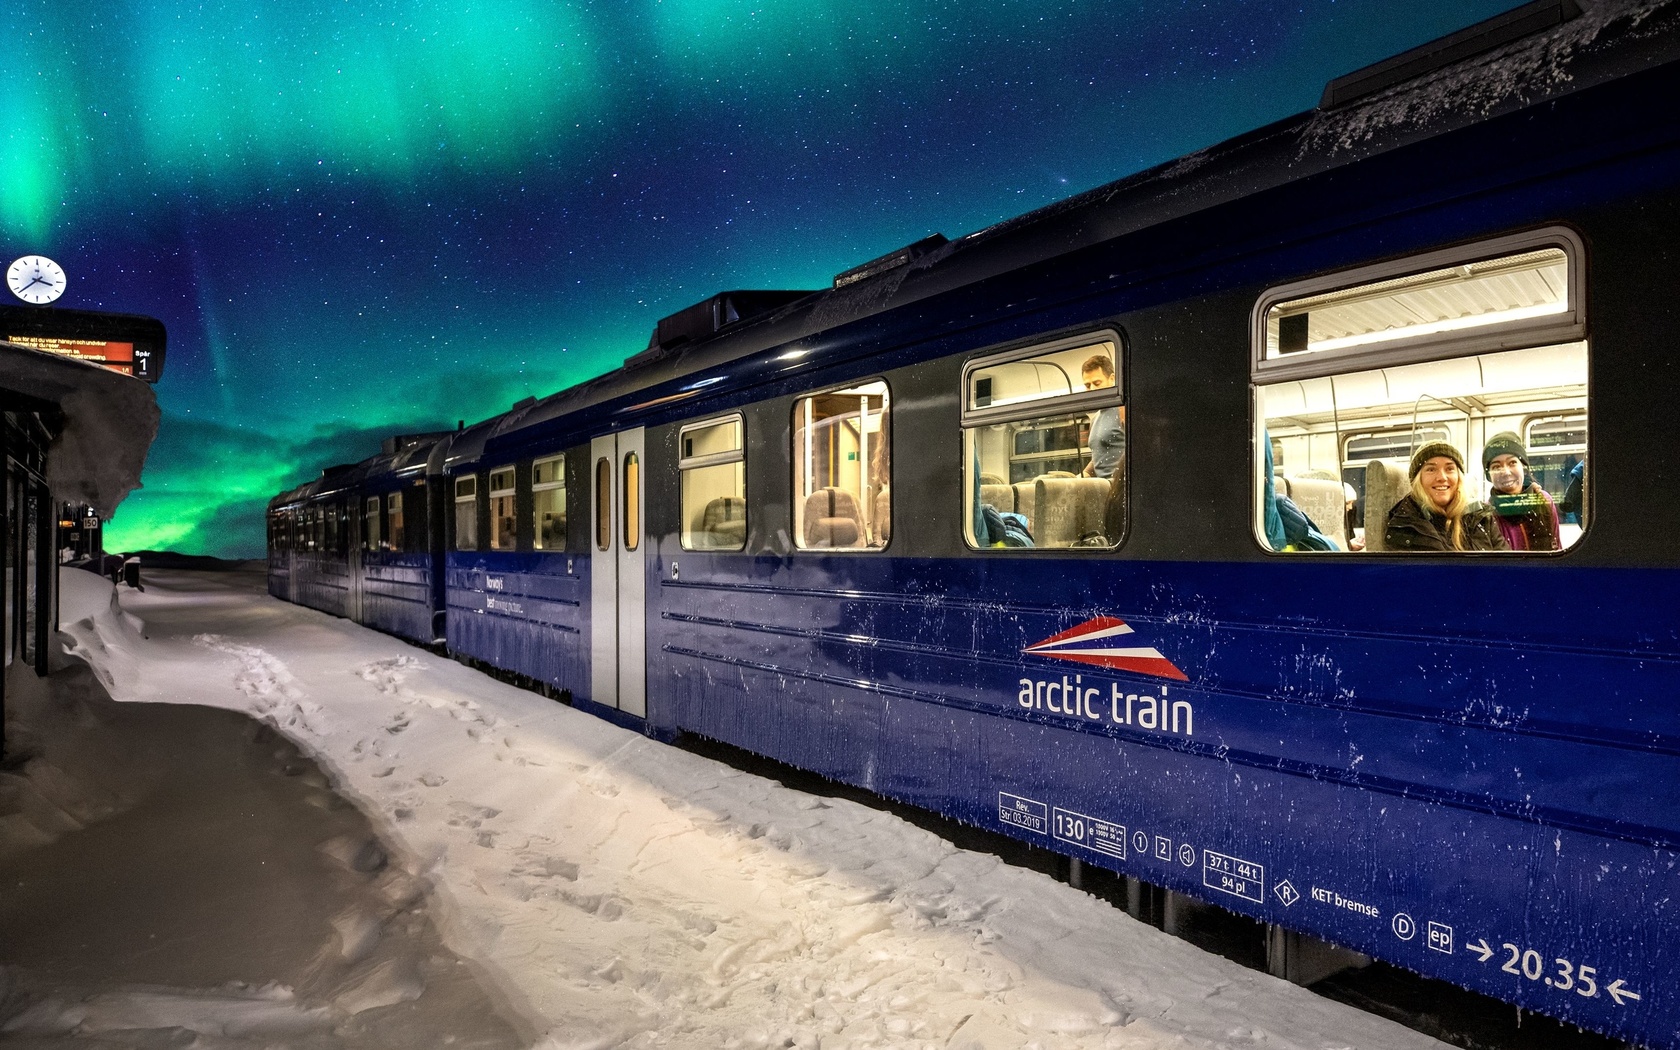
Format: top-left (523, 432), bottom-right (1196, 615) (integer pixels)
top-left (589, 428), bottom-right (647, 717)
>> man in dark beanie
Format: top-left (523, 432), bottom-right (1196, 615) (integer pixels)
top-left (1482, 431), bottom-right (1560, 551)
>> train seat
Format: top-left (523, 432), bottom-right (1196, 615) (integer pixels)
top-left (1012, 481), bottom-right (1037, 534)
top-left (1280, 474), bottom-right (1347, 550)
top-left (803, 487), bottom-right (863, 548)
top-left (539, 512), bottom-right (566, 550)
top-left (1362, 460), bottom-right (1409, 552)
top-left (980, 483), bottom-right (1015, 516)
top-left (697, 496), bottom-right (747, 549)
top-left (1034, 476), bottom-right (1110, 546)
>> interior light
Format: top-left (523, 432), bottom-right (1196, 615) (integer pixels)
top-left (1301, 300), bottom-right (1569, 355)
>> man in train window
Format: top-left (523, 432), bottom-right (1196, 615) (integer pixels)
top-left (1080, 354), bottom-right (1125, 480)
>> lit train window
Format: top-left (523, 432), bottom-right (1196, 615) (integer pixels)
top-left (1254, 229), bottom-right (1587, 554)
top-left (1524, 413), bottom-right (1588, 529)
top-left (792, 381), bottom-right (890, 550)
top-left (961, 332), bottom-right (1124, 550)
top-left (364, 497), bottom-right (380, 552)
top-left (532, 454), bottom-right (566, 551)
top-left (454, 475), bottom-right (478, 551)
top-left (489, 467), bottom-right (516, 551)
top-left (622, 453), bottom-right (640, 552)
top-left (679, 415), bottom-right (746, 551)
top-left (388, 492), bottom-right (405, 551)
top-left (595, 457), bottom-right (611, 552)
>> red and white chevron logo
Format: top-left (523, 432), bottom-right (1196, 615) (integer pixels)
top-left (1022, 616), bottom-right (1187, 681)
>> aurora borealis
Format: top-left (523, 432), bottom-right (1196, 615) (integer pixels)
top-left (3, 0), bottom-right (1522, 558)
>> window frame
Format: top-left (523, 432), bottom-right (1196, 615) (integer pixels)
top-left (1251, 227), bottom-right (1586, 385)
top-left (790, 378), bottom-right (892, 553)
top-left (961, 330), bottom-right (1124, 429)
top-left (454, 474), bottom-right (479, 552)
top-left (488, 465), bottom-right (517, 551)
top-left (387, 490), bottom-right (405, 552)
top-left (531, 453), bottom-right (567, 552)
top-left (679, 413), bottom-right (747, 552)
top-left (1252, 227), bottom-right (1588, 556)
top-left (363, 495), bottom-right (380, 552)
top-left (959, 329), bottom-right (1126, 552)
top-left (594, 456), bottom-right (612, 552)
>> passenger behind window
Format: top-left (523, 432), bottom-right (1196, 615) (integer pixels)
top-left (1079, 355), bottom-right (1126, 480)
top-left (1483, 432), bottom-right (1560, 551)
top-left (1384, 442), bottom-right (1508, 552)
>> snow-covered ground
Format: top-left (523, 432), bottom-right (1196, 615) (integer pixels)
top-left (47, 568), bottom-right (1451, 1050)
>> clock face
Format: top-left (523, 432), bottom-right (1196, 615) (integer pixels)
top-left (7, 255), bottom-right (67, 305)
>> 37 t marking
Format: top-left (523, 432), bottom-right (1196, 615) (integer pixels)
top-left (1467, 938), bottom-right (1642, 1007)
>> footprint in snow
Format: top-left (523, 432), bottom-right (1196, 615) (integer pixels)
top-left (355, 655), bottom-right (424, 695)
top-left (194, 634), bottom-right (305, 708)
top-left (418, 773), bottom-right (447, 788)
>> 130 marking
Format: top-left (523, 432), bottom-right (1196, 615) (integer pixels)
top-left (1467, 939), bottom-right (1641, 1007)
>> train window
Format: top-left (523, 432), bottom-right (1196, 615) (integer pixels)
top-left (364, 497), bottom-right (380, 552)
top-left (622, 453), bottom-right (640, 552)
top-left (532, 454), bottom-right (566, 551)
top-left (489, 467), bottom-right (516, 551)
top-left (595, 457), bottom-right (611, 552)
top-left (388, 492), bottom-right (405, 551)
top-left (961, 333), bottom-right (1124, 550)
top-left (679, 415), bottom-right (746, 551)
top-left (1524, 413), bottom-right (1587, 528)
top-left (454, 475), bottom-right (478, 551)
top-left (1254, 230), bottom-right (1586, 554)
top-left (792, 381), bottom-right (890, 550)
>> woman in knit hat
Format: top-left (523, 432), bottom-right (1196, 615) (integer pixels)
top-left (1383, 441), bottom-right (1508, 552)
top-left (1483, 431), bottom-right (1561, 551)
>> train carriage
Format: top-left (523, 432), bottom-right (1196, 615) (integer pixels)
top-left (272, 4), bottom-right (1680, 1044)
top-left (266, 432), bottom-right (450, 643)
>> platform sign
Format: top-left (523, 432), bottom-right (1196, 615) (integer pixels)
top-left (3, 335), bottom-right (152, 380)
top-left (0, 307), bottom-right (166, 383)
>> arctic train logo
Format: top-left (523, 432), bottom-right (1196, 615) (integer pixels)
top-left (1022, 616), bottom-right (1188, 681)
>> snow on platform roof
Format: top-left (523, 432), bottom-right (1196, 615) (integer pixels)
top-left (0, 340), bottom-right (160, 519)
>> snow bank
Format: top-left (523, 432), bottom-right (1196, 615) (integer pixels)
top-left (66, 569), bottom-right (1449, 1050)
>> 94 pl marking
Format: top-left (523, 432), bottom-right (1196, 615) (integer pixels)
top-left (1466, 938), bottom-right (1642, 1007)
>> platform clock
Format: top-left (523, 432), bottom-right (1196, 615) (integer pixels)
top-left (7, 255), bottom-right (67, 305)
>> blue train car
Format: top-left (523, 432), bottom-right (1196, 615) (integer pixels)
top-left (267, 432), bottom-right (450, 644)
top-left (275, 6), bottom-right (1680, 1044)
top-left (439, 408), bottom-right (593, 697)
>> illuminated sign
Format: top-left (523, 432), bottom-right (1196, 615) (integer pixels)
top-left (0, 307), bottom-right (166, 383)
top-left (4, 335), bottom-right (152, 380)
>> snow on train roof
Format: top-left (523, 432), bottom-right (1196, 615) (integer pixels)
top-left (1304, 0), bottom-right (1677, 152)
top-left (456, 0), bottom-right (1679, 468)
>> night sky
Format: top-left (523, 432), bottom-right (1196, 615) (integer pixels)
top-left (4, 0), bottom-right (1521, 559)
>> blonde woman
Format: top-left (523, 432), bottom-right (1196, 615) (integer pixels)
top-left (1384, 442), bottom-right (1509, 552)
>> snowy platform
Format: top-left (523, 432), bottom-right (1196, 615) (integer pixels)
top-left (29, 567), bottom-right (1453, 1050)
